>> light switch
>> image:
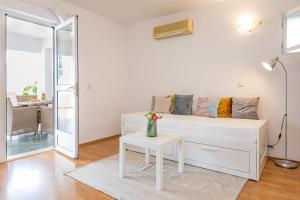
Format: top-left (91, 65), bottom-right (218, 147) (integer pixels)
top-left (86, 84), bottom-right (91, 90)
top-left (237, 82), bottom-right (245, 87)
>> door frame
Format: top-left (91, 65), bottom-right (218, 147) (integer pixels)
top-left (54, 16), bottom-right (79, 159)
top-left (0, 12), bottom-right (79, 162)
top-left (0, 12), bottom-right (6, 163)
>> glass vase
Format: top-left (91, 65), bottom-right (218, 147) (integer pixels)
top-left (147, 119), bottom-right (157, 137)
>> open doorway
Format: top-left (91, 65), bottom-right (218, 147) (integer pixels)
top-left (0, 13), bottom-right (79, 161)
top-left (6, 17), bottom-right (54, 158)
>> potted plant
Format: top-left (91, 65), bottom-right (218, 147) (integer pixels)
top-left (145, 112), bottom-right (162, 137)
top-left (23, 81), bottom-right (38, 101)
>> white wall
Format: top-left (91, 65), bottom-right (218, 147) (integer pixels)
top-left (43, 48), bottom-right (53, 98)
top-left (7, 32), bottom-right (41, 53)
top-left (41, 37), bottom-right (53, 98)
top-left (7, 33), bottom-right (44, 96)
top-left (6, 32), bottom-right (53, 97)
top-left (126, 0), bottom-right (300, 161)
top-left (76, 10), bottom-right (127, 143)
top-left (30, 1), bottom-right (128, 144)
top-left (6, 49), bottom-right (45, 95)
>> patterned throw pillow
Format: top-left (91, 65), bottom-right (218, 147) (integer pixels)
top-left (232, 98), bottom-right (259, 120)
top-left (172, 95), bottom-right (193, 115)
top-left (217, 98), bottom-right (232, 118)
top-left (151, 95), bottom-right (175, 111)
top-left (153, 96), bottom-right (172, 113)
top-left (194, 97), bottom-right (221, 118)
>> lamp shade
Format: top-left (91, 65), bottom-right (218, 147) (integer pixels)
top-left (262, 57), bottom-right (278, 71)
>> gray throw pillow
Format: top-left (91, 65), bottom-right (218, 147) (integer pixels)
top-left (172, 95), bottom-right (193, 115)
top-left (232, 98), bottom-right (259, 119)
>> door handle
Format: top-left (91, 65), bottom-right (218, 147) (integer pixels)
top-left (66, 86), bottom-right (75, 91)
top-left (57, 85), bottom-right (75, 92)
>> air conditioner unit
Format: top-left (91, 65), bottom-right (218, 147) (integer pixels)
top-left (153, 19), bottom-right (193, 39)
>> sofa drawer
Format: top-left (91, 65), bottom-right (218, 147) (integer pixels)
top-left (185, 142), bottom-right (250, 173)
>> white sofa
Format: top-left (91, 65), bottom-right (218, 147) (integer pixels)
top-left (121, 112), bottom-right (268, 181)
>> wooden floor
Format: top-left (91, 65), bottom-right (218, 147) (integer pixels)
top-left (0, 137), bottom-right (299, 200)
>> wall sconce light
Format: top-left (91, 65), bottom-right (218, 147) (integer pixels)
top-left (238, 15), bottom-right (262, 32)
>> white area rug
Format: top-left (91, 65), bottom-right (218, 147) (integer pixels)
top-left (66, 151), bottom-right (247, 200)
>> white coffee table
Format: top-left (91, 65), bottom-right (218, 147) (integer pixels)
top-left (119, 131), bottom-right (184, 190)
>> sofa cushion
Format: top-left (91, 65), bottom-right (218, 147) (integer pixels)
top-left (232, 97), bottom-right (259, 119)
top-left (166, 94), bottom-right (175, 112)
top-left (172, 94), bottom-right (193, 115)
top-left (217, 98), bottom-right (232, 118)
top-left (153, 96), bottom-right (172, 113)
top-left (194, 97), bottom-right (220, 118)
top-left (122, 112), bottom-right (267, 143)
top-left (151, 95), bottom-right (174, 111)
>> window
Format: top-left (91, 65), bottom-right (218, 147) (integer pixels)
top-left (282, 7), bottom-right (300, 54)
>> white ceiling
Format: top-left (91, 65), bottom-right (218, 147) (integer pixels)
top-left (61, 0), bottom-right (224, 25)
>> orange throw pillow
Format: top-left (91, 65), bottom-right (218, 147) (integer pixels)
top-left (217, 98), bottom-right (232, 118)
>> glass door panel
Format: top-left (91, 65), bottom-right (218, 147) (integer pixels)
top-left (54, 16), bottom-right (78, 158)
top-left (57, 89), bottom-right (75, 134)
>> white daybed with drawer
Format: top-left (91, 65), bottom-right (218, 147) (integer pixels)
top-left (121, 112), bottom-right (268, 181)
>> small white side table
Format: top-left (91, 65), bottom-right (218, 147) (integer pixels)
top-left (119, 132), bottom-right (184, 191)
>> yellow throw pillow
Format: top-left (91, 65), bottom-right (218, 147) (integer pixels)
top-left (166, 94), bottom-right (175, 112)
top-left (217, 98), bottom-right (232, 118)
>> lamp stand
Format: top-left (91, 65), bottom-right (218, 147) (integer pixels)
top-left (275, 159), bottom-right (298, 169)
top-left (274, 60), bottom-right (298, 169)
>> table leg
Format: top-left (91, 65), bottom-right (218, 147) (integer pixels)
top-left (156, 149), bottom-right (163, 190)
top-left (119, 141), bottom-right (126, 178)
top-left (178, 140), bottom-right (184, 174)
top-left (145, 147), bottom-right (150, 164)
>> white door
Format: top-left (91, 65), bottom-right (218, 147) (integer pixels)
top-left (0, 12), bottom-right (6, 163)
top-left (54, 16), bottom-right (79, 158)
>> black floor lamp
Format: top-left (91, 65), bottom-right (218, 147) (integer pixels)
top-left (262, 57), bottom-right (298, 169)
